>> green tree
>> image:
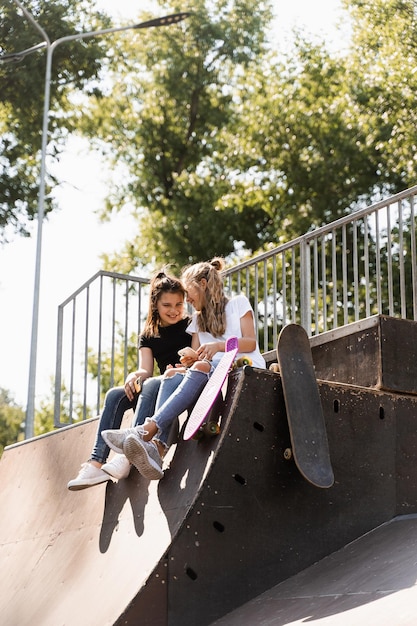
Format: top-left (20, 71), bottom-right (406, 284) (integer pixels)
top-left (209, 44), bottom-right (380, 243)
top-left (34, 380), bottom-right (86, 432)
top-left (83, 0), bottom-right (274, 270)
top-left (0, 388), bottom-right (25, 456)
top-left (5, 0), bottom-right (417, 274)
top-left (342, 0), bottom-right (417, 190)
top-left (92, 0), bottom-right (417, 271)
top-left (85, 325), bottom-right (157, 407)
top-left (0, 0), bottom-right (111, 240)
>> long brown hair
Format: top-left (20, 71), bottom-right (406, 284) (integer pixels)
top-left (181, 257), bottom-right (228, 336)
top-left (142, 269), bottom-right (186, 337)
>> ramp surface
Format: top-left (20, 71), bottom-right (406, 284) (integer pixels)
top-left (2, 356), bottom-right (417, 624)
top-left (212, 515), bottom-right (417, 625)
top-left (0, 411), bottom-right (219, 626)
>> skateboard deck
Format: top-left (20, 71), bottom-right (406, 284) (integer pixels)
top-left (277, 323), bottom-right (334, 488)
top-left (183, 337), bottom-right (239, 440)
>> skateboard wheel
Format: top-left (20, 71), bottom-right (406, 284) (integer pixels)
top-left (203, 421), bottom-right (220, 436)
top-left (284, 447), bottom-right (292, 460)
top-left (243, 365), bottom-right (253, 376)
top-left (269, 363), bottom-right (279, 373)
top-left (192, 428), bottom-right (205, 441)
top-left (233, 355), bottom-right (253, 370)
top-left (235, 356), bottom-right (252, 367)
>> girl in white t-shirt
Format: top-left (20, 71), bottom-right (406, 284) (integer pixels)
top-left (103, 257), bottom-right (265, 480)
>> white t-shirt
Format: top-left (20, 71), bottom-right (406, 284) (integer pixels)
top-left (187, 294), bottom-right (265, 369)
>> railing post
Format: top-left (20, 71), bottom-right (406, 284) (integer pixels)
top-left (300, 238), bottom-right (311, 335)
top-left (53, 304), bottom-right (64, 428)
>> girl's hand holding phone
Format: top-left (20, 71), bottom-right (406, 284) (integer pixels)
top-left (178, 346), bottom-right (199, 367)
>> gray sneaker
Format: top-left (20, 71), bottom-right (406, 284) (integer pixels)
top-left (102, 453), bottom-right (131, 480)
top-left (67, 462), bottom-right (111, 491)
top-left (102, 427), bottom-right (139, 454)
top-left (123, 433), bottom-right (164, 480)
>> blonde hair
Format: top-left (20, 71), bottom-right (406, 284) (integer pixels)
top-left (181, 257), bottom-right (228, 336)
top-left (142, 269), bottom-right (186, 337)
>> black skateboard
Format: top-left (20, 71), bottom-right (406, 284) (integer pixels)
top-left (276, 323), bottom-right (334, 488)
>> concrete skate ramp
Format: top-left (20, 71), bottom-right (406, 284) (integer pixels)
top-left (212, 515), bottom-right (417, 626)
top-left (0, 407), bottom-right (225, 626)
top-left (2, 316), bottom-right (417, 625)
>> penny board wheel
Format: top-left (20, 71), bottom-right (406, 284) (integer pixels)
top-left (192, 428), bottom-right (204, 441)
top-left (192, 421), bottom-right (220, 439)
top-left (269, 363), bottom-right (280, 373)
top-left (203, 421), bottom-right (220, 436)
top-left (234, 356), bottom-right (253, 369)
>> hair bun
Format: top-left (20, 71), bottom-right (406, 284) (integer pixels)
top-left (210, 257), bottom-right (225, 272)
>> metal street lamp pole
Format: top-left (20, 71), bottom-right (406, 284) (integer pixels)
top-left (5, 1), bottom-right (188, 438)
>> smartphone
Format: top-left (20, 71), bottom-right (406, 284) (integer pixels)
top-left (133, 377), bottom-right (142, 393)
top-left (178, 347), bottom-right (199, 359)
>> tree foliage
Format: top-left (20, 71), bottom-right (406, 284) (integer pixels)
top-left (34, 379), bottom-right (85, 432)
top-left (86, 327), bottom-right (141, 402)
top-left (3, 0), bottom-right (417, 271)
top-left (0, 382), bottom-right (88, 452)
top-left (84, 0), bottom-right (417, 272)
top-left (0, 0), bottom-right (111, 241)
top-left (342, 0), bottom-right (417, 188)
top-left (82, 0), bottom-right (274, 269)
top-left (0, 388), bottom-right (25, 456)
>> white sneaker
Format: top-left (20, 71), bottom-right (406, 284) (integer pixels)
top-left (102, 454), bottom-right (131, 480)
top-left (102, 427), bottom-right (139, 454)
top-left (67, 462), bottom-right (111, 491)
top-left (123, 433), bottom-right (164, 480)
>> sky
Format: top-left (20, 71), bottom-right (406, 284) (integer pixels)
top-left (0, 0), bottom-right (346, 408)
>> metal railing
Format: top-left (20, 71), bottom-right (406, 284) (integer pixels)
top-left (54, 271), bottom-right (149, 426)
top-left (224, 185), bottom-right (417, 353)
top-left (54, 185), bottom-right (417, 426)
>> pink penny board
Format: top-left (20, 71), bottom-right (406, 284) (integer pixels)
top-left (183, 337), bottom-right (239, 440)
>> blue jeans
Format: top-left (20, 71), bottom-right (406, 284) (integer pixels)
top-left (90, 376), bottom-right (164, 463)
top-left (151, 368), bottom-right (210, 448)
top-left (133, 376), bottom-right (162, 426)
top-left (135, 371), bottom-right (187, 444)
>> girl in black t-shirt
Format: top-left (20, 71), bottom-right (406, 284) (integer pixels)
top-left (67, 270), bottom-right (191, 491)
top-left (103, 258), bottom-right (265, 481)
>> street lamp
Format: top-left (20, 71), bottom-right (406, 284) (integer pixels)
top-left (2, 1), bottom-right (189, 438)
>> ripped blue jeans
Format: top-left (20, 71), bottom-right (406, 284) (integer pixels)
top-left (91, 375), bottom-right (168, 463)
top-left (150, 368), bottom-right (210, 449)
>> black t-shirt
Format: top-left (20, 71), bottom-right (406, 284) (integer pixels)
top-left (138, 317), bottom-right (192, 374)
